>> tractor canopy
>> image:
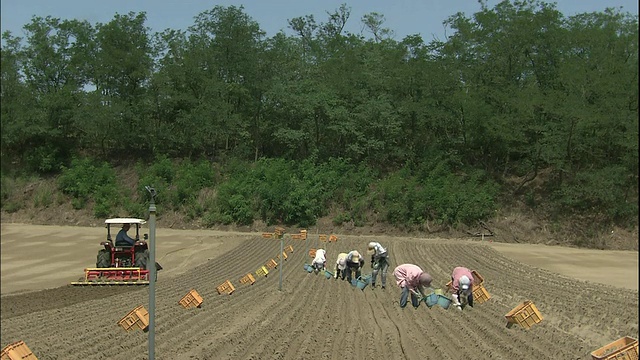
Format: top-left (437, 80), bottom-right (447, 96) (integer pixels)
top-left (105, 218), bottom-right (147, 243)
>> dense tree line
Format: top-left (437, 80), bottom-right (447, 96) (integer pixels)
top-left (1, 1), bottom-right (638, 231)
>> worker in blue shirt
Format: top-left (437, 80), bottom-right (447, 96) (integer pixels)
top-left (115, 224), bottom-right (136, 246)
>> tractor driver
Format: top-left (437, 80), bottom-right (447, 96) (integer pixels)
top-left (116, 223), bottom-right (136, 246)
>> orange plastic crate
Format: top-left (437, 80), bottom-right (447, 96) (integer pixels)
top-left (118, 305), bottom-right (150, 332)
top-left (319, 234), bottom-right (328, 242)
top-left (309, 249), bottom-right (316, 258)
top-left (1, 340), bottom-right (38, 360)
top-left (285, 245), bottom-right (294, 253)
top-left (179, 289), bottom-right (203, 309)
top-left (300, 230), bottom-right (307, 239)
top-left (591, 336), bottom-right (639, 360)
top-left (265, 259), bottom-right (278, 269)
top-left (290, 234), bottom-right (303, 240)
top-left (276, 251), bottom-right (288, 261)
top-left (262, 233), bottom-right (274, 239)
top-left (472, 283), bottom-right (491, 304)
top-left (471, 270), bottom-right (484, 285)
top-left (216, 280), bottom-right (235, 295)
top-left (240, 273), bottom-right (256, 285)
top-left (329, 234), bottom-right (338, 242)
top-left (505, 300), bottom-right (543, 329)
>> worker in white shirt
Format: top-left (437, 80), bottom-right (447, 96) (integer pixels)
top-left (311, 248), bottom-right (327, 273)
top-left (334, 252), bottom-right (348, 280)
top-left (367, 241), bottom-right (389, 289)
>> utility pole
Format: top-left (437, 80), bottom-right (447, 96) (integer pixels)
top-left (278, 233), bottom-right (284, 291)
top-left (145, 186), bottom-right (157, 360)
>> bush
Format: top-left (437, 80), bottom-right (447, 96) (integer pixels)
top-left (552, 166), bottom-right (638, 223)
top-left (174, 160), bottom-right (215, 205)
top-left (58, 158), bottom-right (126, 217)
top-left (33, 182), bottom-right (54, 208)
top-left (24, 144), bottom-right (66, 174)
top-left (371, 163), bottom-right (498, 227)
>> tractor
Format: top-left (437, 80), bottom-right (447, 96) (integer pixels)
top-left (97, 218), bottom-right (150, 269)
top-left (71, 218), bottom-right (161, 285)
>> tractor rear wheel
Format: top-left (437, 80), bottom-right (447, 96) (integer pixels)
top-left (135, 249), bottom-right (149, 270)
top-left (96, 249), bottom-right (111, 268)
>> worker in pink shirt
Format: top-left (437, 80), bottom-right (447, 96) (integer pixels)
top-left (393, 264), bottom-right (433, 308)
top-left (450, 266), bottom-right (474, 310)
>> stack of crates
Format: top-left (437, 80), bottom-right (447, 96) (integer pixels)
top-left (1, 340), bottom-right (37, 360)
top-left (590, 336), bottom-right (638, 360)
top-left (505, 300), bottom-right (543, 329)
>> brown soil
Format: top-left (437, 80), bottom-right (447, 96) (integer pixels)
top-left (1, 223), bottom-right (638, 360)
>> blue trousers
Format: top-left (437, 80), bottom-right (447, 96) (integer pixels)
top-left (371, 256), bottom-right (389, 287)
top-left (400, 286), bottom-right (420, 308)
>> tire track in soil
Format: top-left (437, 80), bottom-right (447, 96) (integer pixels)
top-left (216, 268), bottom-right (312, 359)
top-left (369, 289), bottom-right (413, 359)
top-left (159, 238), bottom-right (302, 359)
top-left (274, 273), bottom-right (335, 360)
top-left (151, 237), bottom-right (281, 357)
top-left (326, 278), bottom-right (356, 359)
top-left (173, 241), bottom-right (311, 360)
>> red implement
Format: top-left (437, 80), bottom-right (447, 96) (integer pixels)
top-left (71, 267), bottom-right (150, 285)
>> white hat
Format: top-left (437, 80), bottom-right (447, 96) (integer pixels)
top-left (351, 251), bottom-right (360, 263)
top-left (337, 258), bottom-right (346, 270)
top-left (459, 275), bottom-right (471, 291)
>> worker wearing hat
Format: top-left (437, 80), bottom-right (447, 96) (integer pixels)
top-left (451, 266), bottom-right (474, 310)
top-left (393, 264), bottom-right (433, 308)
top-left (311, 248), bottom-right (327, 273)
top-left (367, 241), bottom-right (389, 289)
top-left (344, 250), bottom-right (364, 283)
top-left (334, 252), bottom-right (348, 280)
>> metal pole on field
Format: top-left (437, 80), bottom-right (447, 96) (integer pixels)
top-left (145, 186), bottom-right (157, 360)
top-left (304, 228), bottom-right (309, 265)
top-left (278, 234), bottom-right (284, 291)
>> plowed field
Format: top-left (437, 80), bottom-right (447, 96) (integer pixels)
top-left (1, 224), bottom-right (638, 360)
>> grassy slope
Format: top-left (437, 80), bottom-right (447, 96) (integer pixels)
top-left (1, 170), bottom-right (637, 251)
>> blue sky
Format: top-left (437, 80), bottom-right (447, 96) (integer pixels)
top-left (1, 0), bottom-right (638, 43)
